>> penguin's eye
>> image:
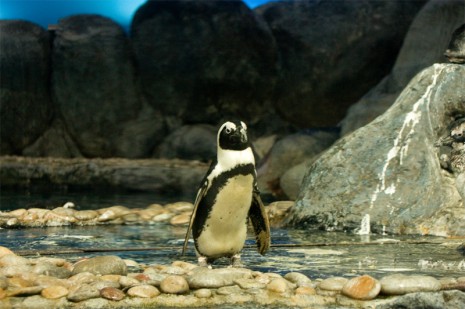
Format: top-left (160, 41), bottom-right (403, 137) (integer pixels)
top-left (225, 128), bottom-right (232, 134)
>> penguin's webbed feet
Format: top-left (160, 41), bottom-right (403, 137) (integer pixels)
top-left (198, 256), bottom-right (212, 269)
top-left (230, 254), bottom-right (243, 268)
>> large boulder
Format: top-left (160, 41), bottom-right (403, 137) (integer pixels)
top-left (131, 0), bottom-right (279, 129)
top-left (342, 0), bottom-right (465, 135)
top-left (285, 63), bottom-right (465, 236)
top-left (257, 0), bottom-right (426, 128)
top-left (52, 14), bottom-right (163, 158)
top-left (0, 20), bottom-right (53, 155)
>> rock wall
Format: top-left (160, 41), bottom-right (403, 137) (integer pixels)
top-left (285, 63), bottom-right (465, 236)
top-left (0, 0), bottom-right (426, 159)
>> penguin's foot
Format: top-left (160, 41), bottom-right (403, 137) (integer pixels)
top-left (198, 256), bottom-right (212, 269)
top-left (230, 254), bottom-right (243, 268)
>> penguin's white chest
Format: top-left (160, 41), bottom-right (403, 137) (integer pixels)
top-left (196, 174), bottom-right (254, 258)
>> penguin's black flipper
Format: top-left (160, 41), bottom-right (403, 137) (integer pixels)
top-left (249, 186), bottom-right (271, 255)
top-left (182, 181), bottom-right (207, 256)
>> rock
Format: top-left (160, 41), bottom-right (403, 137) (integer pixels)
top-left (0, 20), bottom-right (52, 155)
top-left (342, 275), bottom-right (381, 300)
top-left (32, 261), bottom-right (71, 279)
top-left (194, 288), bottom-right (212, 298)
top-left (169, 213), bottom-right (191, 225)
top-left (159, 275), bottom-right (189, 294)
top-left (0, 246), bottom-right (14, 258)
top-left (127, 285), bottom-right (160, 298)
top-left (187, 267), bottom-right (252, 289)
top-left (41, 285), bottom-right (69, 299)
top-left (7, 286), bottom-right (43, 297)
top-left (0, 288), bottom-right (6, 300)
top-left (119, 276), bottom-right (140, 289)
top-left (99, 287), bottom-right (125, 301)
top-left (52, 14), bottom-right (163, 158)
top-left (380, 274), bottom-right (441, 295)
top-left (267, 201), bottom-right (294, 227)
top-left (73, 210), bottom-right (99, 221)
top-left (67, 284), bottom-right (100, 302)
top-left (0, 276), bottom-right (7, 289)
top-left (318, 277), bottom-right (348, 292)
top-left (234, 278), bottom-right (266, 290)
top-left (68, 272), bottom-right (97, 285)
top-left (284, 272), bottom-right (312, 288)
top-left (295, 286), bottom-right (316, 295)
top-left (342, 0), bottom-right (465, 135)
top-left (155, 125), bottom-right (217, 162)
top-left (0, 157), bottom-right (207, 198)
top-left (131, 0), bottom-right (278, 127)
top-left (257, 0), bottom-right (425, 128)
top-left (72, 256), bottom-right (127, 276)
top-left (91, 280), bottom-right (120, 291)
top-left (267, 278), bottom-right (289, 293)
top-left (377, 290), bottom-right (465, 309)
top-left (19, 295), bottom-right (60, 309)
top-left (217, 285), bottom-right (243, 295)
top-left (286, 64), bottom-right (465, 236)
top-left (0, 254), bottom-right (29, 267)
top-left (257, 131), bottom-right (338, 196)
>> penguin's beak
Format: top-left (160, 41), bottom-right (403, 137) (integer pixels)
top-left (230, 127), bottom-right (248, 144)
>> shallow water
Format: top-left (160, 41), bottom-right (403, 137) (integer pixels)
top-left (2, 223), bottom-right (464, 280)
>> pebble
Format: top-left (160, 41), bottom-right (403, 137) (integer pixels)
top-left (41, 285), bottom-right (69, 299)
top-left (0, 246), bottom-right (14, 258)
top-left (100, 287), bottom-right (125, 301)
top-left (169, 212), bottom-right (191, 225)
top-left (0, 254), bottom-right (30, 267)
top-left (234, 278), bottom-right (266, 289)
top-left (67, 284), bottom-right (100, 302)
top-left (318, 277), bottom-right (348, 291)
top-left (194, 288), bottom-right (212, 298)
top-left (32, 261), bottom-right (71, 279)
top-left (380, 274), bottom-right (441, 295)
top-left (72, 255), bottom-right (127, 276)
top-left (295, 286), bottom-right (316, 295)
top-left (217, 285), bottom-right (243, 295)
top-left (160, 275), bottom-right (189, 294)
top-left (0, 288), bottom-right (6, 300)
top-left (342, 275), bottom-right (381, 300)
top-left (0, 276), bottom-right (7, 289)
top-left (267, 278), bottom-right (289, 293)
top-left (188, 267), bottom-right (252, 289)
top-left (284, 272), bottom-right (312, 287)
top-left (7, 286), bottom-right (43, 297)
top-left (73, 210), bottom-right (99, 221)
top-left (127, 285), bottom-right (160, 298)
top-left (119, 276), bottom-right (140, 288)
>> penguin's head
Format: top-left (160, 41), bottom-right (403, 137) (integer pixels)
top-left (218, 121), bottom-right (249, 151)
top-left (451, 120), bottom-right (465, 143)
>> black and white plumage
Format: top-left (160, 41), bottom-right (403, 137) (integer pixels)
top-left (182, 121), bottom-right (270, 267)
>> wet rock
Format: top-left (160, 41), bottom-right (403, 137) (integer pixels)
top-left (67, 284), bottom-right (100, 302)
top-left (284, 272), bottom-right (312, 288)
top-left (169, 213), bottom-right (191, 225)
top-left (32, 262), bottom-right (71, 279)
top-left (194, 288), bottom-right (212, 298)
top-left (286, 64), bottom-right (465, 236)
top-left (99, 287), bottom-right (125, 301)
top-left (97, 206), bottom-right (131, 222)
top-left (0, 20), bottom-right (52, 155)
top-left (342, 1), bottom-right (465, 135)
top-left (7, 286), bottom-right (43, 297)
top-left (380, 274), bottom-right (441, 295)
top-left (119, 276), bottom-right (140, 289)
top-left (377, 290), bottom-right (465, 309)
top-left (72, 256), bottom-right (127, 276)
top-left (41, 285), bottom-right (69, 299)
top-left (0, 247), bottom-right (14, 258)
top-left (234, 278), bottom-right (266, 290)
top-left (0, 276), bottom-right (7, 289)
top-left (73, 210), bottom-right (98, 221)
top-left (295, 286), bottom-right (316, 295)
top-left (318, 277), bottom-right (348, 292)
top-left (187, 267), bottom-right (252, 289)
top-left (267, 278), bottom-right (289, 293)
top-left (127, 285), bottom-right (160, 298)
top-left (160, 275), bottom-right (189, 294)
top-left (342, 275), bottom-right (381, 300)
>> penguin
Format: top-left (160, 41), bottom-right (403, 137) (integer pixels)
top-left (182, 120), bottom-right (270, 267)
